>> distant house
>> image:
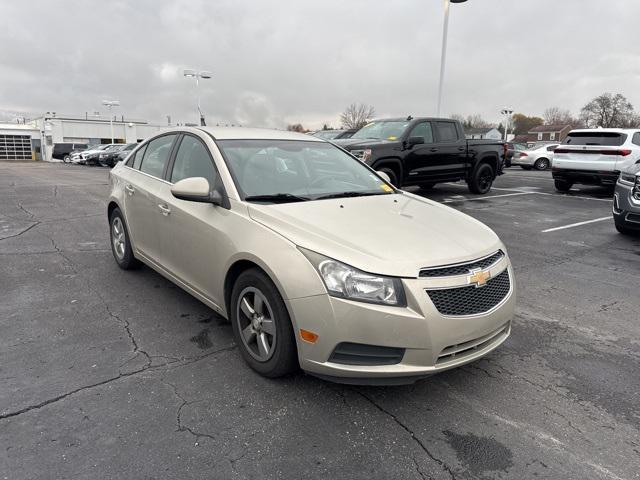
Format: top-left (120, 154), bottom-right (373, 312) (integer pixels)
top-left (464, 127), bottom-right (502, 140)
top-left (528, 124), bottom-right (572, 143)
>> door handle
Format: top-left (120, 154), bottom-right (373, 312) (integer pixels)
top-left (125, 184), bottom-right (135, 195)
top-left (430, 148), bottom-right (438, 152)
top-left (457, 147), bottom-right (465, 151)
top-left (158, 204), bottom-right (171, 216)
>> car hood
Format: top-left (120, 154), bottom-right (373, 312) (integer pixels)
top-left (248, 192), bottom-right (503, 277)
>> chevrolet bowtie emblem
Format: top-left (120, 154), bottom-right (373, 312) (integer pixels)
top-left (468, 269), bottom-right (491, 287)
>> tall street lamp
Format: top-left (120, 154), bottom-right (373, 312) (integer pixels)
top-left (436, 0), bottom-right (467, 117)
top-left (183, 69), bottom-right (213, 126)
top-left (501, 108), bottom-right (514, 142)
top-left (102, 100), bottom-right (120, 143)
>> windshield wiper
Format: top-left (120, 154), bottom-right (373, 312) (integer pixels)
top-left (315, 191), bottom-right (392, 200)
top-left (244, 193), bottom-right (310, 203)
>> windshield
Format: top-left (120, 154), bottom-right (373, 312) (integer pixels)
top-left (217, 140), bottom-right (395, 202)
top-left (350, 121), bottom-right (409, 141)
top-left (313, 130), bottom-right (343, 140)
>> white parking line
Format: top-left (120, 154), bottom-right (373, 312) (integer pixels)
top-left (533, 192), bottom-right (612, 203)
top-left (442, 192), bottom-right (534, 203)
top-left (541, 216), bottom-right (610, 233)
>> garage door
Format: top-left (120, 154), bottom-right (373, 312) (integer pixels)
top-left (0, 134), bottom-right (33, 160)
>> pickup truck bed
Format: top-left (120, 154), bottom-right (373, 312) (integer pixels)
top-left (335, 117), bottom-right (505, 194)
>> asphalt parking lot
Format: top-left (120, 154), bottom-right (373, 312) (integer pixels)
top-left (1, 163), bottom-right (639, 480)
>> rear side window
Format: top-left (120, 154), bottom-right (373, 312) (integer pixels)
top-left (632, 132), bottom-right (640, 146)
top-left (408, 122), bottom-right (434, 143)
top-left (129, 144), bottom-right (147, 168)
top-left (435, 122), bottom-right (459, 142)
top-left (170, 135), bottom-right (217, 186)
top-left (564, 132), bottom-right (626, 146)
top-left (139, 135), bottom-right (176, 178)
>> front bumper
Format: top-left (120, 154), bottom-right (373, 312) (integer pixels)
top-left (552, 167), bottom-right (619, 186)
top-left (287, 257), bottom-right (515, 384)
top-left (613, 180), bottom-right (640, 230)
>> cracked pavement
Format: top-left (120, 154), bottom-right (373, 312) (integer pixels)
top-left (1, 163), bottom-right (639, 479)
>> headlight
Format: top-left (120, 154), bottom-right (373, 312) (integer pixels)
top-left (350, 149), bottom-right (372, 163)
top-left (299, 248), bottom-right (406, 306)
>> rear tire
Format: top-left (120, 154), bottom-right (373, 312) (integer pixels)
top-left (534, 158), bottom-right (550, 171)
top-left (63, 155), bottom-right (71, 163)
top-left (230, 269), bottom-right (298, 378)
top-left (468, 163), bottom-right (494, 194)
top-left (109, 208), bottom-right (142, 270)
top-left (554, 179), bottom-right (573, 192)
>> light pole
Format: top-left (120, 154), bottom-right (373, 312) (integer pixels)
top-left (437, 0), bottom-right (467, 117)
top-left (501, 108), bottom-right (513, 142)
top-left (183, 69), bottom-right (213, 126)
top-left (102, 100), bottom-right (120, 143)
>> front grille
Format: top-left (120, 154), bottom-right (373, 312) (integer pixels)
top-left (329, 342), bottom-right (405, 366)
top-left (626, 212), bottom-right (640, 224)
top-left (420, 251), bottom-right (504, 278)
top-left (427, 270), bottom-right (511, 316)
top-left (436, 323), bottom-right (510, 365)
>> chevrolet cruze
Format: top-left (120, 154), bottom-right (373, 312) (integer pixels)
top-left (108, 127), bottom-right (515, 384)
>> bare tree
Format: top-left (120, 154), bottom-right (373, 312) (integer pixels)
top-left (340, 103), bottom-right (375, 130)
top-left (580, 93), bottom-right (635, 128)
top-left (543, 107), bottom-right (579, 127)
top-left (450, 114), bottom-right (491, 129)
top-left (286, 123), bottom-right (306, 133)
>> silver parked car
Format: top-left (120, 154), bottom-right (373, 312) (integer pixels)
top-left (612, 162), bottom-right (640, 235)
top-left (511, 143), bottom-right (559, 170)
top-left (107, 127), bottom-right (515, 384)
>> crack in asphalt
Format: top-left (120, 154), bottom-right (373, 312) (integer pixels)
top-left (161, 379), bottom-right (217, 441)
top-left (355, 391), bottom-right (457, 480)
top-left (412, 457), bottom-right (431, 480)
top-left (0, 345), bottom-right (237, 421)
top-left (0, 221), bottom-right (40, 241)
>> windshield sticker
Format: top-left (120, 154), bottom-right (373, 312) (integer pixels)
top-left (380, 184), bottom-right (393, 192)
top-left (387, 136), bottom-right (397, 140)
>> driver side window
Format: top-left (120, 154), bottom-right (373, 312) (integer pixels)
top-left (409, 122), bottom-right (434, 143)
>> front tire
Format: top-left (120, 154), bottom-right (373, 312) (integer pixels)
top-left (615, 219), bottom-right (638, 236)
top-left (554, 179), bottom-right (573, 192)
top-left (63, 155), bottom-right (71, 163)
top-left (379, 167), bottom-right (399, 187)
top-left (230, 269), bottom-right (298, 378)
top-left (109, 208), bottom-right (141, 270)
top-left (468, 163), bottom-right (494, 194)
top-left (534, 158), bottom-right (550, 170)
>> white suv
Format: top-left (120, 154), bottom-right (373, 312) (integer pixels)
top-left (551, 129), bottom-right (640, 191)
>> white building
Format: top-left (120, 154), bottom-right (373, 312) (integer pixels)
top-left (0, 113), bottom-right (169, 161)
top-left (464, 127), bottom-right (502, 140)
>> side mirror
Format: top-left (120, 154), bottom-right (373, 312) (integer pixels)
top-left (406, 136), bottom-right (425, 149)
top-left (171, 177), bottom-right (213, 203)
top-left (377, 171), bottom-right (391, 183)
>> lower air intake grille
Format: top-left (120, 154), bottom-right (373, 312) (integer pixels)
top-left (427, 270), bottom-right (511, 316)
top-left (329, 342), bottom-right (405, 366)
top-left (436, 323), bottom-right (510, 365)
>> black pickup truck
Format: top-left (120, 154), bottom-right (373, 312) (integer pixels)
top-left (334, 117), bottom-right (506, 194)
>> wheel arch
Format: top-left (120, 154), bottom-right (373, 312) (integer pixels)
top-left (371, 157), bottom-right (404, 184)
top-left (470, 154), bottom-right (499, 178)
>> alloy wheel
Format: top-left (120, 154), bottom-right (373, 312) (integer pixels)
top-left (236, 287), bottom-right (277, 362)
top-left (111, 217), bottom-right (126, 260)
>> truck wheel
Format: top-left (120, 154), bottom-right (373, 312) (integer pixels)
top-left (379, 167), bottom-right (399, 187)
top-left (418, 183), bottom-right (435, 191)
top-left (554, 180), bottom-right (573, 192)
top-left (534, 158), bottom-right (550, 170)
top-left (468, 163), bottom-right (494, 194)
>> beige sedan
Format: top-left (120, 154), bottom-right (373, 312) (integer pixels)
top-left (108, 127), bottom-right (515, 384)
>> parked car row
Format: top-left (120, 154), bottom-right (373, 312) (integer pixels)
top-left (52, 142), bottom-right (138, 167)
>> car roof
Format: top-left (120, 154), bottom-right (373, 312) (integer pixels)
top-left (569, 128), bottom-right (639, 133)
top-left (194, 126), bottom-right (325, 141)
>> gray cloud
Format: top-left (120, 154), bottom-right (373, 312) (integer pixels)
top-left (1, 0), bottom-right (639, 129)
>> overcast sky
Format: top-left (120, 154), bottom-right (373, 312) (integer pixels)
top-left (1, 0), bottom-right (639, 129)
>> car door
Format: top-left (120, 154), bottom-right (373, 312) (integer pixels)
top-left (155, 133), bottom-right (229, 307)
top-left (122, 134), bottom-right (178, 264)
top-left (404, 121), bottom-right (438, 182)
top-left (432, 121), bottom-right (467, 178)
